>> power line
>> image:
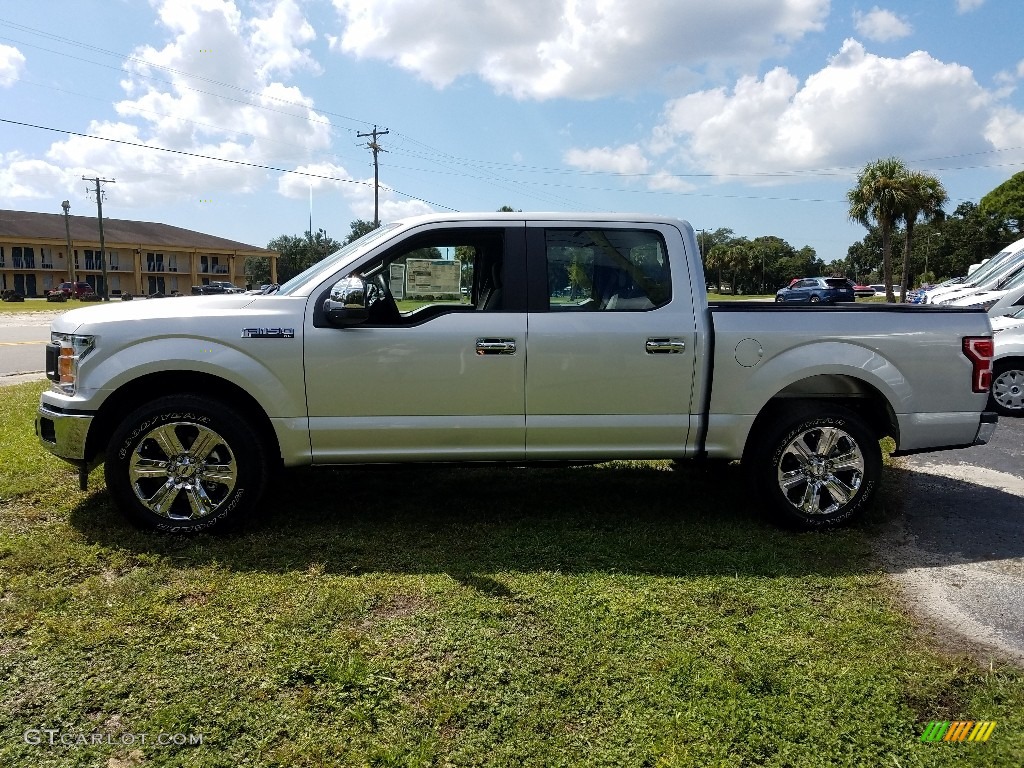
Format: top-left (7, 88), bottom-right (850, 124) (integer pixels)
top-left (0, 117), bottom-right (459, 212)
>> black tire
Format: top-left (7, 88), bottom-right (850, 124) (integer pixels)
top-left (989, 360), bottom-right (1024, 417)
top-left (809, 295), bottom-right (821, 304)
top-left (105, 395), bottom-right (268, 533)
top-left (747, 405), bottom-right (881, 529)
top-left (775, 295), bottom-right (785, 303)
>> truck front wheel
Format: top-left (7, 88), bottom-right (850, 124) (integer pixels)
top-left (748, 406), bottom-right (881, 529)
top-left (105, 395), bottom-right (268, 532)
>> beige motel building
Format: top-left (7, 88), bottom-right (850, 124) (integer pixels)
top-left (0, 209), bottom-right (278, 298)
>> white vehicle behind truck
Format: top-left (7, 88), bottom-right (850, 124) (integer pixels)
top-left (36, 213), bottom-right (998, 533)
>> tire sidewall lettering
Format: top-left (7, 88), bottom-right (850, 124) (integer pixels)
top-left (117, 411), bottom-right (212, 460)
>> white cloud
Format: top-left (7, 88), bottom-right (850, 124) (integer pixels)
top-left (956, 0), bottom-right (985, 12)
top-left (340, 180), bottom-right (433, 222)
top-left (641, 39), bottom-right (998, 177)
top-left (563, 145), bottom-right (649, 175)
top-left (249, 0), bottom-right (321, 78)
top-left (329, 0), bottom-right (829, 99)
top-left (0, 43), bottom-right (26, 87)
top-left (1, 0), bottom-right (331, 206)
top-left (985, 106), bottom-right (1024, 153)
top-left (853, 7), bottom-right (912, 42)
top-left (0, 153), bottom-right (73, 198)
top-left (277, 162), bottom-right (353, 198)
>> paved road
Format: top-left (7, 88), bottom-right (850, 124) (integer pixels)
top-left (882, 416), bottom-right (1024, 664)
top-left (0, 309), bottom-right (59, 379)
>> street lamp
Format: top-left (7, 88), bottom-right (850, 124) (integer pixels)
top-left (924, 233), bottom-right (935, 286)
top-left (61, 201), bottom-right (74, 282)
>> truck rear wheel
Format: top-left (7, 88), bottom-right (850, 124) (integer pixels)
top-left (105, 395), bottom-right (268, 532)
top-left (748, 405), bottom-right (881, 529)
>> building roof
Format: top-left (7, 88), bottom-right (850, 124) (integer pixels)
top-left (0, 209), bottom-right (274, 255)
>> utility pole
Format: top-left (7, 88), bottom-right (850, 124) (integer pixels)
top-left (357, 125), bottom-right (389, 228)
top-left (61, 200), bottom-right (74, 282)
top-left (83, 176), bottom-right (115, 301)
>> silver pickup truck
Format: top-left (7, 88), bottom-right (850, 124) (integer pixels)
top-left (36, 213), bottom-right (998, 532)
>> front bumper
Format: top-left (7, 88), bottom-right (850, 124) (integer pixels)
top-left (36, 402), bottom-right (94, 464)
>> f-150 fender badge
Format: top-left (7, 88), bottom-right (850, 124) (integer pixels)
top-left (241, 328), bottom-right (295, 338)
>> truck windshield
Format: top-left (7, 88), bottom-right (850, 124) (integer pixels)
top-left (276, 223), bottom-right (402, 296)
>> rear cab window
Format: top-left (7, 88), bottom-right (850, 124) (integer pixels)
top-left (541, 228), bottom-right (672, 311)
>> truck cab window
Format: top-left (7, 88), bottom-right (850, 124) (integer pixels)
top-left (359, 228), bottom-right (507, 325)
top-left (543, 228), bottom-right (671, 311)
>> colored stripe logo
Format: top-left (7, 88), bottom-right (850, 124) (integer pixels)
top-left (920, 721), bottom-right (996, 742)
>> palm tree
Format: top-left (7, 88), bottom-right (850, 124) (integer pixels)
top-left (848, 157), bottom-right (911, 302)
top-left (897, 172), bottom-right (947, 301)
top-left (705, 243), bottom-right (727, 293)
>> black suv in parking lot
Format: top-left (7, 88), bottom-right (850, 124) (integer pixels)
top-left (191, 281), bottom-right (242, 295)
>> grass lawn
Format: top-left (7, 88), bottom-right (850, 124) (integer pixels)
top-left (707, 292), bottom-right (774, 301)
top-left (1, 381), bottom-right (1021, 766)
top-left (0, 299), bottom-right (75, 314)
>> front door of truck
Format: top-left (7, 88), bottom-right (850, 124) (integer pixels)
top-left (524, 223), bottom-right (700, 459)
top-left (304, 224), bottom-right (528, 463)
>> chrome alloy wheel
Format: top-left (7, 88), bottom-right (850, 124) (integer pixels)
top-left (775, 425), bottom-right (865, 515)
top-left (992, 368), bottom-right (1024, 413)
top-left (127, 421), bottom-right (238, 520)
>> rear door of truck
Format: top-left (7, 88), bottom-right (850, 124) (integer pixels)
top-left (522, 220), bottom-right (701, 459)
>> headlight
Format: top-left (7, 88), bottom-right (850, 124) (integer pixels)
top-left (48, 333), bottom-right (95, 394)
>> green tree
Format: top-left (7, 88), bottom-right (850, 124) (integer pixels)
top-left (980, 171), bottom-right (1024, 233)
top-left (750, 235), bottom-right (807, 293)
top-left (698, 228), bottom-right (735, 291)
top-left (897, 171), bottom-right (947, 299)
top-left (248, 228), bottom-right (343, 286)
top-left (343, 219), bottom-right (378, 245)
top-left (848, 157), bottom-right (911, 302)
top-left (940, 202), bottom-right (1015, 279)
top-left (724, 240), bottom-right (754, 295)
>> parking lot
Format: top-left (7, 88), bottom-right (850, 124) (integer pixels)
top-left (884, 417), bottom-right (1024, 662)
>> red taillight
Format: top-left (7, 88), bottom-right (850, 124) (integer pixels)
top-left (962, 337), bottom-right (994, 393)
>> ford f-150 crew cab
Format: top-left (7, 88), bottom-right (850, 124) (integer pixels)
top-left (36, 213), bottom-right (998, 533)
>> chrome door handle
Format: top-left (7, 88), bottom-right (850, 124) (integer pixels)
top-left (476, 338), bottom-right (517, 355)
top-left (646, 337), bottom-right (686, 354)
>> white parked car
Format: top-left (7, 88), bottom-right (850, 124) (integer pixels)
top-left (923, 237), bottom-right (1024, 305)
top-left (990, 307), bottom-right (1024, 417)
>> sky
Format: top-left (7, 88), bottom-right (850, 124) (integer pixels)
top-left (1, 0), bottom-right (1023, 263)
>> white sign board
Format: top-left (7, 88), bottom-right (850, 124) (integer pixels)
top-left (405, 259), bottom-right (460, 299)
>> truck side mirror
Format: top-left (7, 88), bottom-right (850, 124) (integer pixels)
top-left (323, 276), bottom-right (370, 326)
